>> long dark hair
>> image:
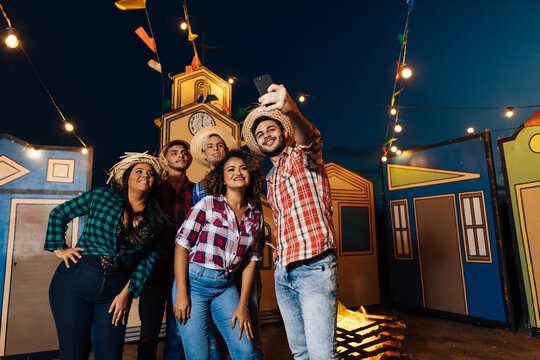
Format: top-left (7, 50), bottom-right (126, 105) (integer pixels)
top-left (118, 164), bottom-right (168, 237)
top-left (202, 149), bottom-right (263, 207)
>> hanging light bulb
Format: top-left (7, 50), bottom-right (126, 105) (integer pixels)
top-left (394, 124), bottom-right (403, 133)
top-left (396, 150), bottom-right (402, 155)
top-left (381, 156), bottom-right (388, 162)
top-left (180, 21), bottom-right (188, 30)
top-left (299, 95), bottom-right (305, 102)
top-left (64, 122), bottom-right (74, 132)
top-left (467, 127), bottom-right (475, 134)
top-left (4, 28), bottom-right (19, 49)
top-left (401, 67), bottom-right (412, 79)
top-left (505, 107), bottom-right (514, 118)
top-left (81, 148), bottom-right (88, 155)
top-left (390, 108), bottom-right (397, 116)
top-left (390, 145), bottom-right (398, 153)
top-left (228, 78), bottom-right (234, 84)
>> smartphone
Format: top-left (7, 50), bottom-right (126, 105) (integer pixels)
top-left (253, 74), bottom-right (274, 96)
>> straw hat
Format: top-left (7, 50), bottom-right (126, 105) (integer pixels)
top-left (107, 152), bottom-right (162, 186)
top-left (241, 106), bottom-right (295, 157)
top-left (191, 126), bottom-right (237, 167)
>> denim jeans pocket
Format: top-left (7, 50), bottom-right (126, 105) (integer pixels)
top-left (188, 263), bottom-right (205, 281)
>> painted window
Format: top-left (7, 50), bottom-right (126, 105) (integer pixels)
top-left (459, 192), bottom-right (491, 262)
top-left (339, 204), bottom-right (372, 255)
top-left (390, 200), bottom-right (412, 259)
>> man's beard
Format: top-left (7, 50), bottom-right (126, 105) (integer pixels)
top-left (168, 163), bottom-right (189, 172)
top-left (259, 135), bottom-right (286, 157)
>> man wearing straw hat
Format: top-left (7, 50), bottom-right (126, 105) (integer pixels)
top-left (137, 140), bottom-right (194, 360)
top-left (242, 84), bottom-right (338, 360)
top-left (190, 126), bottom-right (264, 359)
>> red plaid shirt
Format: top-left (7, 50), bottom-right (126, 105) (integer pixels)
top-left (157, 178), bottom-right (194, 268)
top-left (175, 195), bottom-right (263, 274)
top-left (266, 129), bottom-right (335, 268)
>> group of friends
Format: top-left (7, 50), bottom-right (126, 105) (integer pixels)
top-left (44, 85), bottom-right (339, 360)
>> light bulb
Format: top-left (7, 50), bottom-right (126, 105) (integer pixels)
top-left (5, 34), bottom-right (18, 48)
top-left (401, 67), bottom-right (412, 79)
top-left (81, 148), bottom-right (88, 155)
top-left (394, 124), bottom-right (403, 133)
top-left (65, 122), bottom-right (74, 132)
top-left (467, 127), bottom-right (474, 134)
top-left (381, 156), bottom-right (388, 162)
top-left (390, 145), bottom-right (397, 153)
top-left (228, 78), bottom-right (234, 84)
top-left (396, 150), bottom-right (402, 155)
top-left (390, 108), bottom-right (397, 116)
top-left (505, 107), bottom-right (514, 118)
top-left (180, 21), bottom-right (188, 30)
top-left (299, 95), bottom-right (305, 102)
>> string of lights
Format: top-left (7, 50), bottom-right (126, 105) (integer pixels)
top-left (1, 1), bottom-right (90, 154)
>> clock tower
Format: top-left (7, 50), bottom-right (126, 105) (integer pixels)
top-left (159, 66), bottom-right (241, 182)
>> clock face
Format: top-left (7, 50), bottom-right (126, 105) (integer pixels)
top-left (189, 112), bottom-right (216, 135)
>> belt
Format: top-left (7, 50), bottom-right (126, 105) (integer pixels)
top-left (285, 249), bottom-right (335, 271)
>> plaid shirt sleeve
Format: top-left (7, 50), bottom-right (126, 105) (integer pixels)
top-left (44, 189), bottom-right (94, 251)
top-left (175, 197), bottom-right (207, 250)
top-left (294, 126), bottom-right (324, 170)
top-left (193, 182), bottom-right (207, 206)
top-left (127, 238), bottom-right (161, 298)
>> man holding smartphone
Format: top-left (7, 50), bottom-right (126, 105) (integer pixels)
top-left (242, 83), bottom-right (338, 360)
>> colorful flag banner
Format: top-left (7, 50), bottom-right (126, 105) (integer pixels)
top-left (154, 117), bottom-right (162, 127)
top-left (162, 99), bottom-right (172, 108)
top-left (383, 136), bottom-right (397, 146)
top-left (405, 0), bottom-right (414, 12)
top-left (187, 24), bottom-right (198, 42)
top-left (135, 26), bottom-right (156, 53)
top-left (147, 59), bottom-right (162, 73)
top-left (235, 108), bottom-right (247, 121)
top-left (115, 0), bottom-right (145, 10)
top-left (204, 95), bottom-right (218, 103)
top-left (185, 53), bottom-right (202, 73)
top-left (397, 34), bottom-right (404, 44)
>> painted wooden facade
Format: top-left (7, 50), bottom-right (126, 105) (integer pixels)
top-left (381, 131), bottom-right (513, 328)
top-left (499, 110), bottom-right (540, 335)
top-left (0, 134), bottom-right (92, 357)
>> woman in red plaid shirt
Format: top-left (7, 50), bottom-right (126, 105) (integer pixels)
top-left (172, 150), bottom-right (264, 360)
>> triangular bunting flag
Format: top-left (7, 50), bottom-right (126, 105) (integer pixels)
top-left (154, 118), bottom-right (162, 127)
top-left (135, 26), bottom-right (156, 53)
top-left (162, 99), bottom-right (172, 108)
top-left (147, 59), bottom-right (162, 73)
top-left (115, 0), bottom-right (145, 10)
top-left (187, 24), bottom-right (198, 41)
top-left (204, 95), bottom-right (218, 103)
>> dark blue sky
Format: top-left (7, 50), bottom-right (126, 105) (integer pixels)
top-left (2, 0), bottom-right (539, 200)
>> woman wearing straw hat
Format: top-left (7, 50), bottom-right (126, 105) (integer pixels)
top-left (172, 149), bottom-right (264, 360)
top-left (44, 152), bottom-right (167, 360)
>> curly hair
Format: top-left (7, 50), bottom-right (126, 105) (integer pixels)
top-left (202, 149), bottom-right (264, 206)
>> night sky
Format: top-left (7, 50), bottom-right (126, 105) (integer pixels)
top-left (2, 0), bottom-right (539, 205)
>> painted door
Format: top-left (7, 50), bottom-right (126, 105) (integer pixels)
top-left (2, 200), bottom-right (77, 356)
top-left (414, 195), bottom-right (467, 314)
top-left (520, 185), bottom-right (540, 324)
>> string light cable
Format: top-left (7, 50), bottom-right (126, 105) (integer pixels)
top-left (1, 1), bottom-right (89, 152)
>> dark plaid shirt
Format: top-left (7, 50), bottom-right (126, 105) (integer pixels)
top-left (44, 188), bottom-right (161, 298)
top-left (157, 178), bottom-right (194, 268)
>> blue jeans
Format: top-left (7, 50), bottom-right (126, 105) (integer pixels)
top-left (208, 264), bottom-right (264, 360)
top-left (274, 251), bottom-right (338, 360)
top-left (49, 260), bottom-right (129, 360)
top-left (137, 267), bottom-right (183, 360)
top-left (172, 263), bottom-right (256, 360)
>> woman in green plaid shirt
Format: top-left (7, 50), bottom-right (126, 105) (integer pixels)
top-left (45, 153), bottom-right (168, 360)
